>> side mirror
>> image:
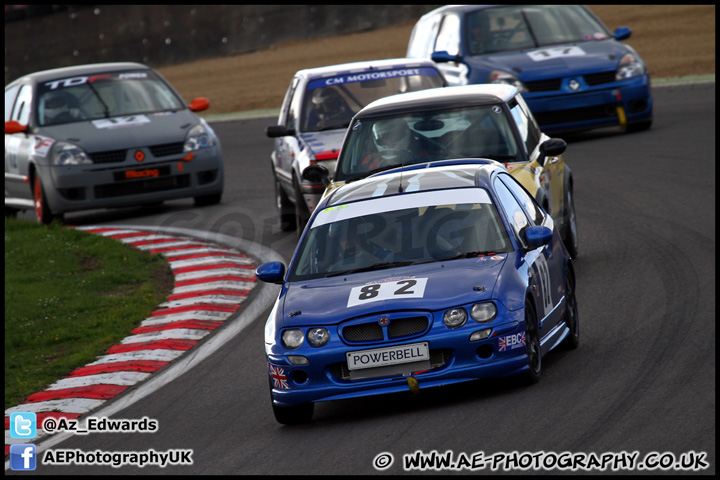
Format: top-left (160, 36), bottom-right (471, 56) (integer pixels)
top-left (266, 125), bottom-right (294, 138)
top-left (302, 164), bottom-right (330, 186)
top-left (256, 261), bottom-right (286, 284)
top-left (524, 226), bottom-right (553, 249)
top-left (188, 97), bottom-right (210, 112)
top-left (5, 120), bottom-right (28, 134)
top-left (537, 138), bottom-right (566, 167)
top-left (613, 27), bottom-right (632, 41)
top-left (431, 50), bottom-right (462, 63)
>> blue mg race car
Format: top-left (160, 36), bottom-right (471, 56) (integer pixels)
top-left (256, 160), bottom-right (579, 424)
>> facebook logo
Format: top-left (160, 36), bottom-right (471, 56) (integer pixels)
top-left (10, 444), bottom-right (37, 471)
top-left (10, 412), bottom-right (36, 439)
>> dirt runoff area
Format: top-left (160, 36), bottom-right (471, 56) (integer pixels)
top-left (157, 5), bottom-right (715, 115)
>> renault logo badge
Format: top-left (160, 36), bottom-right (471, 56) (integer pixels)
top-left (568, 79), bottom-right (580, 91)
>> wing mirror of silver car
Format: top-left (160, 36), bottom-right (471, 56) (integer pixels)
top-left (266, 125), bottom-right (295, 138)
top-left (302, 164), bottom-right (330, 187)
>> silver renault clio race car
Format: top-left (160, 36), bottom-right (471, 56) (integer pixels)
top-left (5, 62), bottom-right (223, 223)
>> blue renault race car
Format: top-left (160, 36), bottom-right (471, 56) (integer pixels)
top-left (256, 160), bottom-right (579, 424)
top-left (407, 5), bottom-right (653, 134)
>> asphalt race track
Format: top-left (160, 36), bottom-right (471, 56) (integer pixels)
top-left (11, 81), bottom-right (715, 475)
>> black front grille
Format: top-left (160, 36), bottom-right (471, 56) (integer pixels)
top-left (343, 323), bottom-right (383, 342)
top-left (388, 316), bottom-right (428, 339)
top-left (89, 149), bottom-right (126, 164)
top-left (342, 315), bottom-right (430, 343)
top-left (584, 70), bottom-right (617, 86)
top-left (526, 78), bottom-right (562, 92)
top-left (150, 142), bottom-right (184, 157)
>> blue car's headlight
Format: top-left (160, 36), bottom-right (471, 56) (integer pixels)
top-left (616, 53), bottom-right (646, 80)
top-left (282, 329), bottom-right (304, 349)
top-left (51, 141), bottom-right (92, 165)
top-left (307, 327), bottom-right (330, 347)
top-left (444, 308), bottom-right (468, 328)
top-left (488, 70), bottom-right (528, 93)
top-left (183, 122), bottom-right (216, 152)
top-left (470, 302), bottom-right (497, 323)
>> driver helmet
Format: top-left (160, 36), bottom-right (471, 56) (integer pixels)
top-left (311, 87), bottom-right (346, 117)
top-left (371, 118), bottom-right (411, 155)
top-left (42, 92), bottom-right (77, 123)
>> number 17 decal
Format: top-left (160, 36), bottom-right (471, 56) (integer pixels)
top-left (347, 278), bottom-right (428, 307)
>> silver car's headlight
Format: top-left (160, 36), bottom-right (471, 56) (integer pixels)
top-left (488, 70), bottom-right (528, 93)
top-left (470, 302), bottom-right (497, 323)
top-left (616, 53), bottom-right (646, 80)
top-left (51, 142), bottom-right (92, 166)
top-left (183, 122), bottom-right (216, 152)
top-left (281, 329), bottom-right (304, 349)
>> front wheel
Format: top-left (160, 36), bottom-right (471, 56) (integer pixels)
top-left (293, 176), bottom-right (310, 238)
top-left (522, 300), bottom-right (542, 385)
top-left (271, 401), bottom-right (314, 425)
top-left (562, 187), bottom-right (578, 258)
top-left (194, 193), bottom-right (222, 206)
top-left (33, 175), bottom-right (58, 224)
top-left (275, 177), bottom-right (296, 232)
top-left (268, 377), bottom-right (313, 425)
top-left (560, 268), bottom-right (580, 350)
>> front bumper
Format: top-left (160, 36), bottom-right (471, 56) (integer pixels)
top-left (40, 146), bottom-right (223, 214)
top-left (525, 75), bottom-right (653, 134)
top-left (267, 315), bottom-right (529, 407)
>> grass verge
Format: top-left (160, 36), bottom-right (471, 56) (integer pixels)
top-left (4, 218), bottom-right (174, 410)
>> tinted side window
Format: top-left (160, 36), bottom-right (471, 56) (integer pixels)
top-left (510, 94), bottom-right (542, 156)
top-left (12, 85), bottom-right (33, 125)
top-left (494, 177), bottom-right (529, 248)
top-left (407, 14), bottom-right (442, 58)
top-left (4, 85), bottom-right (20, 122)
top-left (435, 13), bottom-right (461, 56)
top-left (499, 173), bottom-right (545, 226)
top-left (279, 77), bottom-right (299, 130)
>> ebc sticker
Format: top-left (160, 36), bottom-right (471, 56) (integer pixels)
top-left (527, 46), bottom-right (586, 62)
top-left (498, 331), bottom-right (526, 351)
top-left (347, 278), bottom-right (428, 307)
top-left (92, 115), bottom-right (150, 129)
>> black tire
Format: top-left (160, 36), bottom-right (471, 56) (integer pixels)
top-left (522, 299), bottom-right (542, 385)
top-left (562, 186), bottom-right (579, 259)
top-left (194, 193), bottom-right (222, 207)
top-left (33, 175), bottom-right (56, 225)
top-left (275, 177), bottom-right (296, 231)
top-left (560, 267), bottom-right (580, 350)
top-left (272, 401), bottom-right (315, 425)
top-left (293, 176), bottom-right (310, 238)
top-left (268, 377), bottom-right (313, 425)
top-left (625, 119), bottom-right (652, 133)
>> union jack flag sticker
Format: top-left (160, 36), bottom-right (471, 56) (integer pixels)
top-left (269, 364), bottom-right (289, 389)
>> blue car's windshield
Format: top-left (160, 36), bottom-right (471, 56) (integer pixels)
top-left (466, 5), bottom-right (612, 56)
top-left (289, 188), bottom-right (511, 282)
top-left (36, 69), bottom-right (185, 126)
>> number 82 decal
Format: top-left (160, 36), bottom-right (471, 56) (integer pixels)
top-left (347, 278), bottom-right (428, 307)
